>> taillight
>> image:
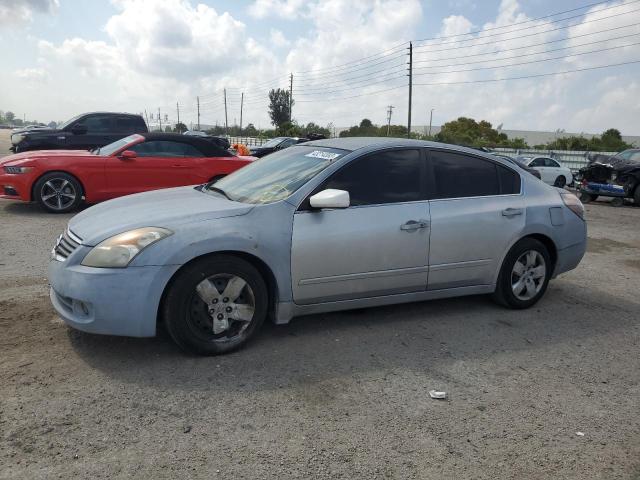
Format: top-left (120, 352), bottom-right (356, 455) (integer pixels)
top-left (560, 191), bottom-right (585, 220)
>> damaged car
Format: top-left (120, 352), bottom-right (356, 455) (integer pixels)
top-left (48, 138), bottom-right (587, 355)
top-left (577, 149), bottom-right (640, 204)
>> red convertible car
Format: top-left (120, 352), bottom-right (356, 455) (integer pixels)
top-left (0, 133), bottom-right (255, 213)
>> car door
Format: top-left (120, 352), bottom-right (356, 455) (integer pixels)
top-left (105, 140), bottom-right (194, 197)
top-left (426, 150), bottom-right (525, 290)
top-left (291, 148), bottom-right (430, 305)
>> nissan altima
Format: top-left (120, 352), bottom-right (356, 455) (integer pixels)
top-left (48, 138), bottom-right (587, 355)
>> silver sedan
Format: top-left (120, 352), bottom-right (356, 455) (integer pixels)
top-left (48, 138), bottom-right (587, 355)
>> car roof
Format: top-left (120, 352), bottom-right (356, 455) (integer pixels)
top-left (301, 137), bottom-right (511, 161)
top-left (82, 111), bottom-right (143, 117)
top-left (139, 132), bottom-right (231, 157)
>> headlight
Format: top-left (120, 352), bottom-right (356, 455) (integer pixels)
top-left (11, 134), bottom-right (25, 145)
top-left (81, 227), bottom-right (173, 268)
top-left (4, 166), bottom-right (33, 174)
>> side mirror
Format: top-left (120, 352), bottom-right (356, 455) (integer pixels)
top-left (71, 124), bottom-right (87, 135)
top-left (309, 189), bottom-right (350, 209)
top-left (119, 150), bottom-right (137, 160)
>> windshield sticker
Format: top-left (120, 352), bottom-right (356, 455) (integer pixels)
top-left (305, 150), bottom-right (341, 160)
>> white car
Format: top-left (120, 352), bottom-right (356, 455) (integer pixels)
top-left (518, 156), bottom-right (573, 187)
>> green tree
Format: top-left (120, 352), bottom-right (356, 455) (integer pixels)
top-left (435, 117), bottom-right (528, 148)
top-left (268, 88), bottom-right (293, 130)
top-left (174, 122), bottom-right (187, 133)
top-left (5, 111), bottom-right (15, 123)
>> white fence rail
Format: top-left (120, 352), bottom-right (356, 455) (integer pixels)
top-left (493, 148), bottom-right (617, 172)
top-left (227, 136), bottom-right (270, 147)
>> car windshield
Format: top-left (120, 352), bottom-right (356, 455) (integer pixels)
top-left (206, 146), bottom-right (345, 204)
top-left (57, 114), bottom-right (84, 130)
top-left (260, 137), bottom-right (287, 148)
top-left (97, 134), bottom-right (143, 156)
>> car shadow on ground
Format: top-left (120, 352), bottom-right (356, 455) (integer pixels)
top-left (66, 281), bottom-right (639, 393)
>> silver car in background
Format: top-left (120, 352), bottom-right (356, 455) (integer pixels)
top-left (48, 138), bottom-right (587, 355)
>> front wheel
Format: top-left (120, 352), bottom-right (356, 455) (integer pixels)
top-left (163, 255), bottom-right (268, 355)
top-left (33, 172), bottom-right (83, 213)
top-left (492, 238), bottom-right (551, 309)
top-left (579, 192), bottom-right (598, 203)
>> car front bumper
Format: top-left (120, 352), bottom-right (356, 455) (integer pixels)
top-left (0, 171), bottom-right (33, 201)
top-left (48, 257), bottom-right (180, 337)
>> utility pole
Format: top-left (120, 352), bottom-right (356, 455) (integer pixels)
top-left (158, 108), bottom-right (162, 131)
top-left (144, 109), bottom-right (149, 127)
top-left (176, 102), bottom-right (180, 127)
top-left (240, 92), bottom-right (244, 132)
top-left (224, 89), bottom-right (228, 135)
top-left (289, 73), bottom-right (293, 122)
top-left (407, 41), bottom-right (413, 139)
top-left (428, 108), bottom-right (434, 137)
top-left (386, 105), bottom-right (394, 136)
top-left (197, 96), bottom-right (201, 131)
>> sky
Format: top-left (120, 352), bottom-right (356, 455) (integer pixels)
top-left (0, 0), bottom-right (639, 135)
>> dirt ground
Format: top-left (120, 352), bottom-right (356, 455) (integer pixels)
top-left (0, 129), bottom-right (12, 155)
top-left (1, 152), bottom-right (640, 479)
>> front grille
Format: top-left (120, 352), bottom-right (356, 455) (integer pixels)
top-left (53, 229), bottom-right (82, 261)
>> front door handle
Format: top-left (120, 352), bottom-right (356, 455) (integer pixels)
top-left (172, 164), bottom-right (189, 168)
top-left (502, 208), bottom-right (523, 217)
top-left (401, 219), bottom-right (430, 231)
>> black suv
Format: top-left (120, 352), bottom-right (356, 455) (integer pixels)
top-left (10, 112), bottom-right (148, 153)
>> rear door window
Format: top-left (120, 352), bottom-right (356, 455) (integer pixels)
top-left (429, 150), bottom-right (519, 199)
top-left (529, 158), bottom-right (546, 167)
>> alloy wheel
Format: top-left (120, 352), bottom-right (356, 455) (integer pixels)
top-left (40, 178), bottom-right (77, 211)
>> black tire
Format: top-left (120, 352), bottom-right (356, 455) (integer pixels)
top-left (579, 192), bottom-right (598, 203)
top-left (633, 186), bottom-right (640, 206)
top-left (163, 255), bottom-right (268, 355)
top-left (492, 238), bottom-right (552, 309)
top-left (611, 197), bottom-right (624, 207)
top-left (554, 176), bottom-right (566, 188)
top-left (33, 172), bottom-right (83, 213)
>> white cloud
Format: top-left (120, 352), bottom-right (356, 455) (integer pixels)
top-left (0, 0), bottom-right (58, 26)
top-left (270, 28), bottom-right (290, 47)
top-left (247, 0), bottom-right (306, 19)
top-left (14, 67), bottom-right (50, 84)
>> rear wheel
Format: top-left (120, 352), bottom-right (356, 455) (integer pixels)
top-left (611, 197), bottom-right (624, 207)
top-left (492, 238), bottom-right (551, 309)
top-left (554, 176), bottom-right (566, 188)
top-left (33, 172), bottom-right (83, 213)
top-left (633, 186), bottom-right (640, 206)
top-left (163, 255), bottom-right (268, 355)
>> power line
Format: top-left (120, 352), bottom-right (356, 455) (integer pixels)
top-left (413, 0), bottom-right (630, 43)
top-left (413, 59), bottom-right (640, 86)
top-left (413, 21), bottom-right (640, 64)
top-left (412, 40), bottom-right (640, 76)
top-left (413, 6), bottom-right (640, 54)
top-left (413, 31), bottom-right (640, 70)
top-left (414, 0), bottom-right (639, 47)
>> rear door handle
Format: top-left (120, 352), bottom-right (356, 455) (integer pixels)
top-left (401, 220), bottom-right (430, 231)
top-left (172, 165), bottom-right (189, 168)
top-left (502, 208), bottom-right (523, 217)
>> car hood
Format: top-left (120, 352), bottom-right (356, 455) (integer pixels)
top-left (0, 150), bottom-right (94, 166)
top-left (69, 186), bottom-right (254, 246)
